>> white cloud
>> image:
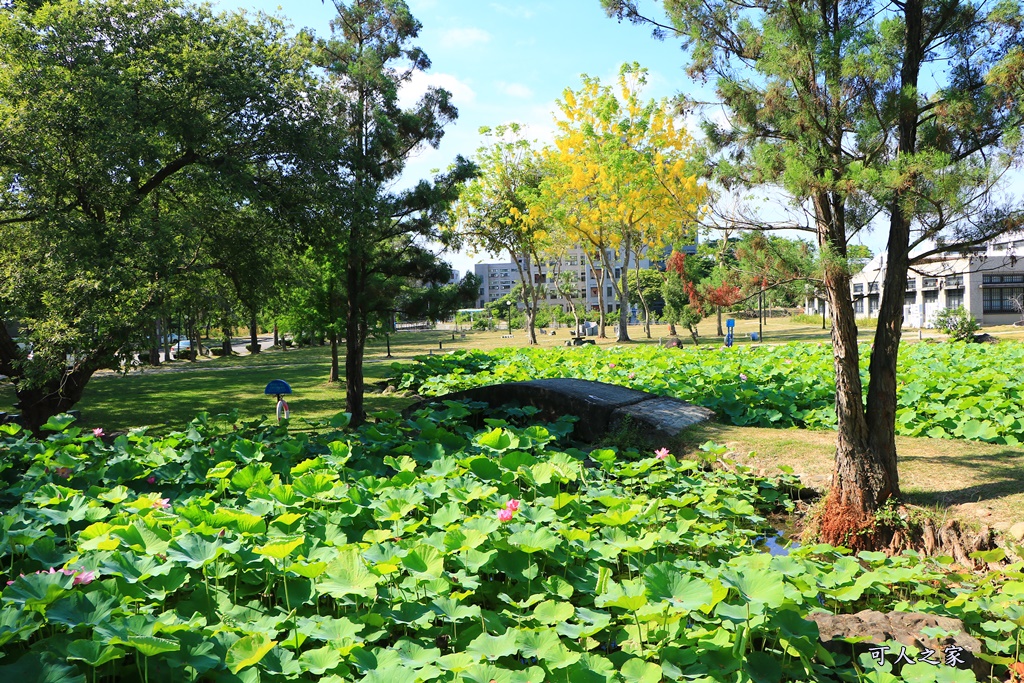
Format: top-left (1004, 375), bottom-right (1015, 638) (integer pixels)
top-left (439, 27), bottom-right (491, 48)
top-left (490, 3), bottom-right (534, 19)
top-left (399, 71), bottom-right (476, 109)
top-left (496, 81), bottom-right (534, 99)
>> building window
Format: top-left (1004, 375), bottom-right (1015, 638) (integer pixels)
top-left (906, 279), bottom-right (917, 291)
top-left (869, 295), bottom-right (880, 314)
top-left (853, 284), bottom-right (864, 294)
top-left (854, 298), bottom-right (864, 313)
top-left (614, 268), bottom-right (621, 280)
top-left (945, 275), bottom-right (964, 288)
top-left (922, 277), bottom-right (939, 289)
top-left (607, 303), bottom-right (614, 313)
top-left (946, 290), bottom-right (964, 309)
top-left (904, 292), bottom-right (916, 306)
top-left (924, 290), bottom-right (939, 304)
top-left (983, 274), bottom-right (1024, 284)
top-left (868, 282), bottom-right (879, 293)
top-left (606, 286), bottom-right (613, 297)
top-left (983, 286), bottom-right (1024, 312)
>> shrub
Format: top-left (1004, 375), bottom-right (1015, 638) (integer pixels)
top-left (246, 343), bottom-right (261, 353)
top-left (788, 312), bottom-right (827, 325)
top-left (934, 306), bottom-right (980, 342)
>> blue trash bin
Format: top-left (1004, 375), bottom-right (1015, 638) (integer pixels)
top-left (750, 332), bottom-right (760, 342)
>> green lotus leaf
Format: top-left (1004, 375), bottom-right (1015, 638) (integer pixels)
top-left (318, 548), bottom-right (379, 598)
top-left (255, 536), bottom-right (305, 560)
top-left (563, 652), bottom-right (617, 683)
top-left (167, 534), bottom-right (224, 569)
top-left (226, 633), bottom-right (276, 674)
top-left (204, 461), bottom-right (236, 480)
top-left (432, 596), bottom-right (479, 622)
top-left (722, 568), bottom-right (786, 608)
top-left (118, 635), bottom-right (180, 657)
top-left (621, 658), bottom-right (663, 683)
top-left (595, 578), bottom-right (648, 612)
top-left (3, 571), bottom-right (73, 610)
top-left (0, 652), bottom-right (86, 683)
top-left (643, 563), bottom-right (714, 612)
top-left (508, 528), bottom-right (559, 553)
top-left (401, 544), bottom-right (445, 579)
top-left (468, 456), bottom-right (502, 481)
top-left (466, 628), bottom-right (518, 661)
top-left (47, 592), bottom-right (118, 628)
top-left (298, 646), bottom-right (341, 675)
top-left (532, 600), bottom-right (574, 625)
top-left (477, 428), bottom-right (513, 451)
top-left (392, 639), bottom-right (442, 668)
top-left (65, 640), bottom-right (126, 668)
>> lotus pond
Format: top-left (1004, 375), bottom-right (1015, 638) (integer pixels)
top-left (0, 404), bottom-right (1022, 682)
top-left (391, 343), bottom-right (1024, 446)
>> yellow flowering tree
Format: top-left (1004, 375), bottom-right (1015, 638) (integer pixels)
top-left (542, 63), bottom-right (705, 341)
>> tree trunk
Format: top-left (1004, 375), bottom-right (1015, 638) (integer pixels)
top-left (189, 319), bottom-right (198, 362)
top-left (687, 324), bottom-right (699, 345)
top-left (248, 312), bottom-right (259, 355)
top-left (668, 322), bottom-right (677, 336)
top-left (162, 317), bottom-right (172, 363)
top-left (222, 325), bottom-right (233, 357)
top-left (329, 332), bottom-right (340, 383)
top-left (716, 307), bottom-right (724, 337)
top-left (14, 368), bottom-right (95, 435)
top-left (345, 303), bottom-right (366, 427)
top-left (613, 240), bottom-right (631, 343)
top-left (585, 251), bottom-right (607, 338)
top-left (149, 318), bottom-right (161, 366)
top-left (815, 192), bottom-right (899, 549)
top-left (273, 323), bottom-right (279, 348)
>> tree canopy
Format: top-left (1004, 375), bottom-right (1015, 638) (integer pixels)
top-left (0, 0), bottom-right (312, 431)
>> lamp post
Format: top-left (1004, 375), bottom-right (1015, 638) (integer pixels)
top-left (508, 302), bottom-right (514, 332)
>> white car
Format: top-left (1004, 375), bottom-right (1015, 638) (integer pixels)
top-left (173, 340), bottom-right (192, 352)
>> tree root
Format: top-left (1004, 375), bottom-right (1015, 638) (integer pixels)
top-left (887, 517), bottom-right (1000, 570)
top-left (814, 497), bottom-right (1000, 567)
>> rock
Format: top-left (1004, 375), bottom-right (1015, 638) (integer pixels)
top-left (1008, 522), bottom-right (1024, 542)
top-left (807, 610), bottom-right (985, 678)
top-left (661, 336), bottom-right (683, 348)
top-left (973, 333), bottom-right (999, 343)
top-left (382, 385), bottom-right (396, 395)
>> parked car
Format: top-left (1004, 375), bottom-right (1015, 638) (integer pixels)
top-left (173, 340), bottom-right (192, 353)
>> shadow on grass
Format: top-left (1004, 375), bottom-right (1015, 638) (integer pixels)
top-left (899, 449), bottom-right (1024, 508)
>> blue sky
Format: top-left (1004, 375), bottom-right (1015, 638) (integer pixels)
top-left (212, 1), bottom-right (782, 274)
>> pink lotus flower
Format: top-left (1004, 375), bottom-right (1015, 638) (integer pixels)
top-left (53, 467), bottom-right (72, 479)
top-left (73, 571), bottom-right (95, 586)
top-left (609, 363), bottom-right (616, 368)
top-left (497, 508), bottom-right (514, 523)
top-left (92, 428), bottom-right (104, 438)
top-left (655, 447), bottom-right (670, 460)
top-left (628, 372), bottom-right (636, 380)
top-left (147, 476), bottom-right (156, 484)
top-left (739, 373), bottom-right (748, 381)
top-left (505, 499), bottom-right (520, 512)
top-left (153, 498), bottom-right (171, 510)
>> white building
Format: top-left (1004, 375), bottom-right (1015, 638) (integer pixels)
top-left (474, 247), bottom-right (662, 315)
top-left (806, 233), bottom-right (1024, 327)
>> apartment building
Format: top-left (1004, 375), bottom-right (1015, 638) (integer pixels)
top-left (474, 247), bottom-right (662, 315)
top-left (805, 233), bottom-right (1024, 327)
